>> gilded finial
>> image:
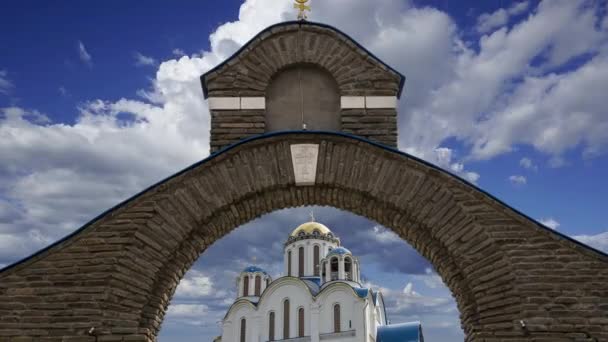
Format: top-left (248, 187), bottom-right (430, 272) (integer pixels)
top-left (294, 0), bottom-right (311, 20)
top-left (309, 210), bottom-right (315, 222)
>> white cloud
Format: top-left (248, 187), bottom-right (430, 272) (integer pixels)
top-left (58, 86), bottom-right (68, 97)
top-left (371, 225), bottom-right (400, 244)
top-left (134, 52), bottom-right (157, 67)
top-left (509, 175), bottom-right (527, 185)
top-left (539, 218), bottom-right (560, 230)
top-left (477, 1), bottom-right (529, 34)
top-left (175, 271), bottom-right (216, 298)
top-left (172, 48), bottom-right (186, 56)
top-left (573, 231), bottom-right (608, 253)
top-left (519, 157), bottom-right (537, 171)
top-left (77, 41), bottom-right (92, 66)
top-left (402, 282), bottom-right (419, 297)
top-left (0, 70), bottom-right (14, 95)
top-left (428, 147), bottom-right (480, 183)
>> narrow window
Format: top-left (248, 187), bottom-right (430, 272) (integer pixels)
top-left (313, 245), bottom-right (320, 276)
top-left (298, 246), bottom-right (305, 277)
top-left (345, 257), bottom-right (352, 281)
top-left (283, 299), bottom-right (290, 339)
top-left (266, 278), bottom-right (270, 286)
top-left (298, 307), bottom-right (305, 337)
top-left (334, 304), bottom-right (341, 333)
top-left (269, 312), bottom-right (275, 341)
top-left (255, 275), bottom-right (261, 296)
top-left (243, 276), bottom-right (249, 297)
top-left (288, 251), bottom-right (292, 276)
top-left (240, 318), bottom-right (246, 342)
top-left (321, 261), bottom-right (326, 281)
top-left (331, 257), bottom-right (339, 281)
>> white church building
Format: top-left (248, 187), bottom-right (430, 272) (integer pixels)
top-left (216, 220), bottom-right (424, 342)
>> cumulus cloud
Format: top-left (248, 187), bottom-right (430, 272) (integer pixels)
top-left (509, 175), bottom-right (527, 185)
top-left (573, 231), bottom-right (608, 253)
top-left (77, 41), bottom-right (92, 66)
top-left (539, 218), bottom-right (560, 230)
top-left (134, 52), bottom-right (157, 67)
top-left (477, 1), bottom-right (529, 34)
top-left (0, 70), bottom-right (14, 95)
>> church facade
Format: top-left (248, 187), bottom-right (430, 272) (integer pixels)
top-left (217, 221), bottom-right (424, 342)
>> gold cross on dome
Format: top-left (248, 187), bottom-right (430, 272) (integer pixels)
top-left (294, 0), bottom-right (311, 20)
top-left (309, 210), bottom-right (315, 222)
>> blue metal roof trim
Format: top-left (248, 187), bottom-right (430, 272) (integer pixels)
top-left (301, 276), bottom-right (321, 286)
top-left (200, 20), bottom-right (406, 99)
top-left (377, 322), bottom-right (423, 342)
top-left (302, 279), bottom-right (321, 295)
top-left (243, 265), bottom-right (268, 274)
top-left (352, 287), bottom-right (370, 298)
top-left (327, 246), bottom-right (351, 256)
top-left (2, 130), bottom-right (606, 275)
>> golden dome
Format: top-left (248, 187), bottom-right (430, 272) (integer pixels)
top-left (290, 221), bottom-right (332, 237)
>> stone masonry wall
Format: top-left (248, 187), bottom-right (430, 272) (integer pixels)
top-left (0, 133), bottom-right (606, 342)
top-left (203, 22), bottom-right (404, 153)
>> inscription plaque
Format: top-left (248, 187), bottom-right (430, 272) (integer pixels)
top-left (290, 144), bottom-right (319, 186)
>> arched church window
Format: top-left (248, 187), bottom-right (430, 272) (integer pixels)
top-left (313, 245), bottom-right (320, 276)
top-left (269, 311), bottom-right (275, 341)
top-left (255, 275), bottom-right (261, 296)
top-left (330, 257), bottom-right (339, 281)
top-left (283, 299), bottom-right (290, 339)
top-left (333, 304), bottom-right (341, 333)
top-left (298, 246), bottom-right (304, 277)
top-left (312, 229), bottom-right (319, 236)
top-left (298, 307), bottom-right (305, 337)
top-left (327, 233), bottom-right (333, 238)
top-left (321, 261), bottom-right (326, 281)
top-left (243, 276), bottom-right (249, 297)
top-left (240, 318), bottom-right (246, 342)
top-left (288, 251), bottom-right (292, 276)
top-left (345, 257), bottom-right (352, 281)
top-left (299, 231), bottom-right (306, 237)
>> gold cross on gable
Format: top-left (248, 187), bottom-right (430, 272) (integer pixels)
top-left (294, 0), bottom-right (311, 20)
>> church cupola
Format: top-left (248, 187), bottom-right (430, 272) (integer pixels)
top-left (284, 220), bottom-right (340, 278)
top-left (320, 246), bottom-right (361, 285)
top-left (237, 266), bottom-right (272, 298)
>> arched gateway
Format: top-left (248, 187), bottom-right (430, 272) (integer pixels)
top-left (1, 21), bottom-right (607, 342)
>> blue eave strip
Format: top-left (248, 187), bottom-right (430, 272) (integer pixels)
top-left (1, 130), bottom-right (606, 275)
top-left (200, 20), bottom-right (406, 99)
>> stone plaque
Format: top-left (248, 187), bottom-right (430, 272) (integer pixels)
top-left (290, 144), bottom-right (319, 186)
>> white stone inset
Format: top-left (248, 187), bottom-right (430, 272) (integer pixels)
top-left (290, 144), bottom-right (319, 186)
top-left (365, 96), bottom-right (398, 109)
top-left (208, 97), bottom-right (240, 110)
top-left (341, 96), bottom-right (365, 109)
top-left (240, 97), bottom-right (266, 110)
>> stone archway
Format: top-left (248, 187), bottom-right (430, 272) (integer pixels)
top-left (1, 132), bottom-right (607, 342)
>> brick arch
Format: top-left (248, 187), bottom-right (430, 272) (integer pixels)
top-left (201, 21), bottom-right (404, 99)
top-left (1, 133), bottom-right (607, 342)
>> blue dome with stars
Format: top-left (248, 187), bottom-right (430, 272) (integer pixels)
top-left (243, 266), bottom-right (268, 274)
top-left (327, 247), bottom-right (351, 256)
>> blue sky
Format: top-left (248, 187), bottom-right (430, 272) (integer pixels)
top-left (1, 0), bottom-right (608, 341)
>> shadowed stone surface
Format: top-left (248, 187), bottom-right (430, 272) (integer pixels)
top-left (0, 133), bottom-right (607, 342)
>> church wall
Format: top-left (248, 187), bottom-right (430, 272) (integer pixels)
top-left (317, 287), bottom-right (366, 339)
top-left (285, 238), bottom-right (338, 278)
top-left (257, 282), bottom-right (314, 340)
